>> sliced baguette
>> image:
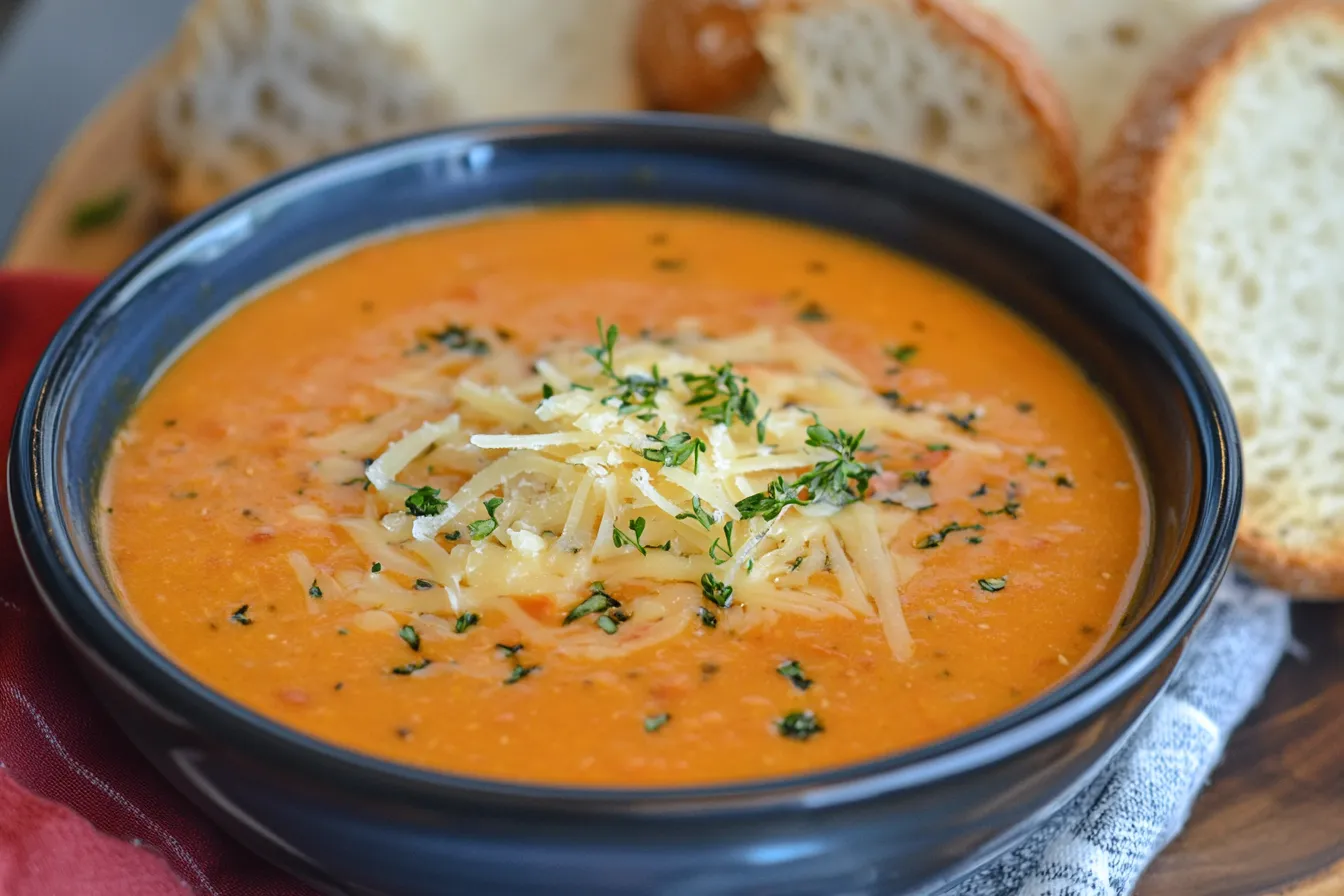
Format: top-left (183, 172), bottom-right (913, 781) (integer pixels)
top-left (755, 0), bottom-right (1079, 214)
top-left (148, 0), bottom-right (642, 218)
top-left (973, 0), bottom-right (1258, 168)
top-left (1080, 0), bottom-right (1344, 598)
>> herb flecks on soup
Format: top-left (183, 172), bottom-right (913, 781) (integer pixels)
top-left (322, 320), bottom-right (986, 666)
top-left (101, 205), bottom-right (1147, 786)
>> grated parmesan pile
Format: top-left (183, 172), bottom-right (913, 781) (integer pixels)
top-left (298, 321), bottom-right (992, 660)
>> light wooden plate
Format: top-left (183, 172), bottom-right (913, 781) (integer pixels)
top-left (6, 62), bottom-right (1344, 896)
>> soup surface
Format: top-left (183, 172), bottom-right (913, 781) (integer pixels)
top-left (101, 205), bottom-right (1147, 786)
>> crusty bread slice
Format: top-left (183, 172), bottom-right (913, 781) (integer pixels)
top-left (1080, 0), bottom-right (1344, 598)
top-left (973, 0), bottom-right (1258, 166)
top-left (755, 0), bottom-right (1079, 214)
top-left (148, 0), bottom-right (642, 218)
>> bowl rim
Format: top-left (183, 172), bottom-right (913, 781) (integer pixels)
top-left (8, 114), bottom-right (1242, 814)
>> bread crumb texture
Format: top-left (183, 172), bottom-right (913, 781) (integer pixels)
top-left (758, 0), bottom-right (1077, 211)
top-left (1083, 0), bottom-right (1344, 597)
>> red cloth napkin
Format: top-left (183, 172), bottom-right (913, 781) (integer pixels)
top-left (0, 272), bottom-right (314, 896)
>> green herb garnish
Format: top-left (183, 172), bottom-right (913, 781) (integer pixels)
top-left (698, 607), bottom-right (718, 628)
top-left (777, 659), bottom-right (813, 691)
top-left (735, 476), bottom-right (807, 521)
top-left (946, 411), bottom-right (978, 432)
top-left (391, 658), bottom-right (431, 676)
top-left (399, 625), bottom-right (421, 651)
top-left (789, 555), bottom-right (807, 572)
top-left (797, 301), bottom-right (829, 322)
top-left (915, 521), bottom-right (985, 549)
top-left (371, 562), bottom-right (382, 573)
top-left (1026, 453), bottom-right (1047, 468)
top-left (229, 604), bottom-right (253, 626)
top-left (1055, 475), bottom-right (1075, 488)
top-left (405, 485), bottom-right (447, 517)
top-left (675, 495), bottom-right (714, 529)
top-left (427, 323), bottom-right (490, 355)
top-left (468, 497), bottom-right (504, 540)
top-left (69, 188), bottom-right (130, 234)
top-left (596, 615), bottom-right (620, 635)
top-left (504, 663), bottom-right (539, 685)
top-left (700, 572), bottom-right (734, 608)
top-left (777, 710), bottom-right (824, 741)
top-left (978, 576), bottom-right (1008, 593)
top-left (585, 319), bottom-right (666, 420)
top-left (454, 612), bottom-right (480, 634)
top-left (980, 501), bottom-right (1022, 519)
top-left (794, 424), bottom-right (875, 506)
top-left (308, 580), bottom-right (323, 599)
top-left (564, 582), bottom-right (620, 624)
top-left (643, 424), bottom-right (706, 472)
top-left (708, 520), bottom-right (736, 565)
top-left (612, 516), bottom-right (656, 555)
top-left (644, 713), bottom-right (671, 733)
top-left (681, 362), bottom-right (759, 427)
top-left (496, 643), bottom-right (524, 657)
top-left (886, 344), bottom-right (918, 364)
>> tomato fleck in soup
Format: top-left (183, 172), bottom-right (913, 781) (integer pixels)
top-left (100, 205), bottom-right (1148, 786)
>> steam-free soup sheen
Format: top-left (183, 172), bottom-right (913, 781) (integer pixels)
top-left (101, 205), bottom-right (1147, 786)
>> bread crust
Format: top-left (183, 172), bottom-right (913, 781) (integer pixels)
top-left (759, 0), bottom-right (1080, 217)
top-left (1079, 0), bottom-right (1344, 599)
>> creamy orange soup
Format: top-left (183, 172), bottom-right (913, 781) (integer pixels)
top-left (101, 205), bottom-right (1147, 786)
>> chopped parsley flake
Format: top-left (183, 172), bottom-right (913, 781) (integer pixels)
top-left (681, 362), bottom-right (759, 427)
top-left (981, 501), bottom-right (1022, 519)
top-left (399, 625), bottom-right (421, 651)
top-left (915, 521), bottom-right (984, 549)
top-left (1026, 453), bottom-right (1047, 468)
top-left (229, 604), bottom-right (253, 626)
top-left (675, 495), bottom-right (714, 530)
top-left (926, 443), bottom-right (950, 452)
top-left (736, 476), bottom-right (807, 521)
top-left (370, 562), bottom-right (382, 573)
top-left (69, 188), bottom-right (131, 234)
top-left (700, 572), bottom-right (734, 609)
top-left (642, 424), bottom-right (706, 472)
top-left (405, 486), bottom-right (447, 517)
top-left (496, 643), bottom-right (524, 657)
top-left (1055, 475), bottom-right (1075, 488)
top-left (504, 663), bottom-right (539, 685)
top-left (708, 520), bottom-right (736, 565)
top-left (794, 424), bottom-right (875, 506)
top-left (468, 497), bottom-right (504, 540)
top-left (454, 612), bottom-right (480, 634)
top-left (886, 344), bottom-right (918, 364)
top-left (391, 658), bottom-right (431, 676)
top-left (946, 411), bottom-right (979, 433)
top-left (969, 483), bottom-right (989, 498)
top-left (564, 582), bottom-right (620, 625)
top-left (443, 530), bottom-right (462, 541)
top-left (613, 516), bottom-right (662, 555)
top-left (596, 615), bottom-right (620, 635)
top-left (585, 319), bottom-right (667, 420)
top-left (644, 713), bottom-right (671, 733)
top-left (308, 580), bottom-right (323, 599)
top-left (777, 709), bottom-right (824, 741)
top-left (698, 607), bottom-right (718, 628)
top-left (413, 578), bottom-right (435, 590)
top-left (797, 301), bottom-right (829, 322)
top-left (777, 659), bottom-right (813, 691)
top-left (427, 323), bottom-right (490, 355)
top-left (789, 555), bottom-right (807, 572)
top-left (978, 576), bottom-right (1008, 593)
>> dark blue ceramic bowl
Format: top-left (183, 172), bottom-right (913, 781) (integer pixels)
top-left (9, 117), bottom-right (1240, 896)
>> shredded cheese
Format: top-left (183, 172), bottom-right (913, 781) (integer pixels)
top-left (309, 323), bottom-right (979, 659)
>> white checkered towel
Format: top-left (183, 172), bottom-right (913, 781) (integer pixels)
top-left (949, 574), bottom-right (1290, 896)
